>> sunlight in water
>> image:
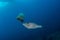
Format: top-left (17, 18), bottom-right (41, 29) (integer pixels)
top-left (0, 1), bottom-right (8, 7)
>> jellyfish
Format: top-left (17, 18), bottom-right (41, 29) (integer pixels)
top-left (16, 13), bottom-right (25, 23)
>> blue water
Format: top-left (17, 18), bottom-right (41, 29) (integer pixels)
top-left (0, 0), bottom-right (60, 40)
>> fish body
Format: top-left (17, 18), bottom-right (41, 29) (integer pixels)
top-left (23, 22), bottom-right (42, 29)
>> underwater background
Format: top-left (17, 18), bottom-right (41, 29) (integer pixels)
top-left (0, 0), bottom-right (60, 40)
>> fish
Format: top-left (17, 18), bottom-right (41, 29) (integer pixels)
top-left (16, 13), bottom-right (25, 23)
top-left (23, 22), bottom-right (42, 29)
top-left (16, 13), bottom-right (42, 29)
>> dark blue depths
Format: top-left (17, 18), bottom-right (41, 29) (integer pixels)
top-left (0, 0), bottom-right (60, 40)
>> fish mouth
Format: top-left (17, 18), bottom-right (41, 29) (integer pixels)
top-left (16, 17), bottom-right (24, 22)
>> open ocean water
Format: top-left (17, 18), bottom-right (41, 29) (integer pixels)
top-left (0, 0), bottom-right (60, 40)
